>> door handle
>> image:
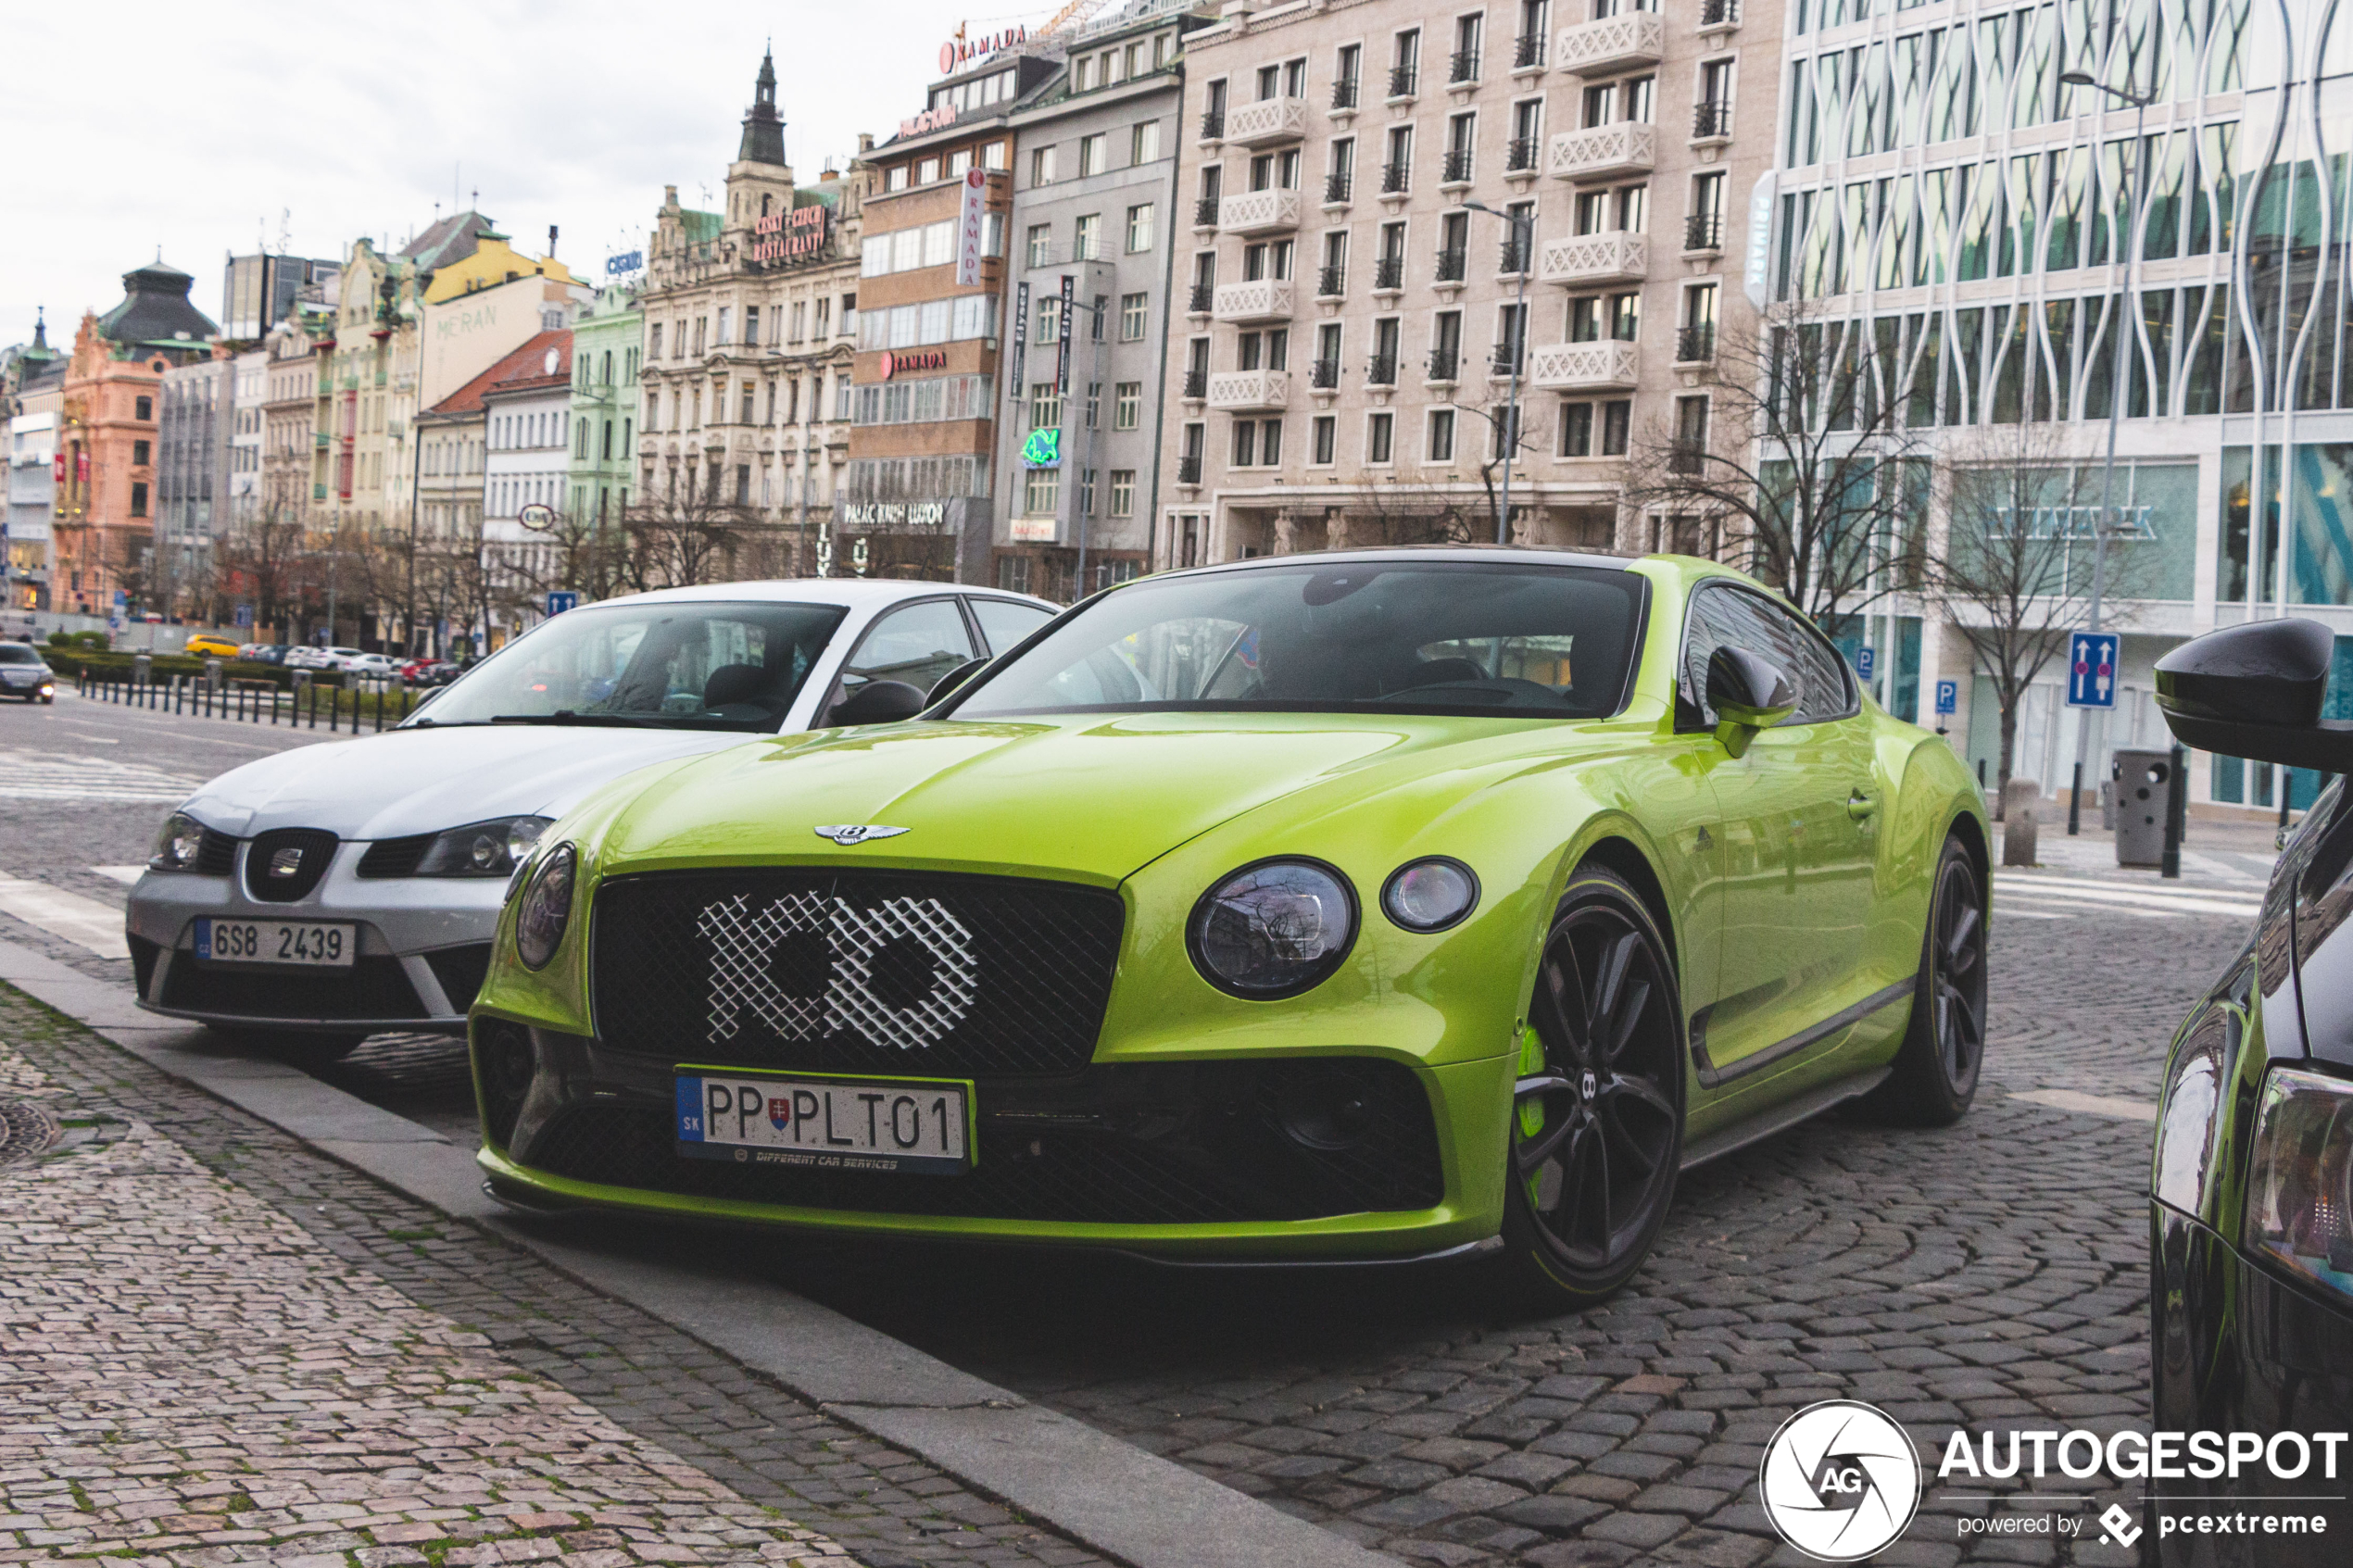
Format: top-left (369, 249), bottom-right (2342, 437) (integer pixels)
top-left (1846, 792), bottom-right (1878, 821)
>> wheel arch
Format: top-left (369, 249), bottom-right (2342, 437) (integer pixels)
top-left (1566, 831), bottom-right (1683, 1002)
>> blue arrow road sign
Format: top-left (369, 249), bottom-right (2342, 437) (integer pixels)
top-left (233, 605), bottom-right (253, 628)
top-left (547, 591), bottom-right (581, 617)
top-left (2067, 631), bottom-right (2119, 709)
top-left (1934, 679), bottom-right (1958, 716)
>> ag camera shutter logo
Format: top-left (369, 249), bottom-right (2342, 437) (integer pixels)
top-left (1760, 1400), bottom-right (1923, 1562)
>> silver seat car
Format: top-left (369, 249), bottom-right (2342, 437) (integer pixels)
top-left (126, 579), bottom-right (1057, 1051)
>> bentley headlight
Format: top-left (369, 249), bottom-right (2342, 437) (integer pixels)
top-left (1189, 859), bottom-right (1358, 998)
top-left (2244, 1065), bottom-right (2353, 1301)
top-left (513, 842), bottom-right (576, 971)
top-left (417, 815), bottom-right (552, 877)
top-left (1381, 858), bottom-right (1480, 932)
top-left (149, 811), bottom-right (208, 872)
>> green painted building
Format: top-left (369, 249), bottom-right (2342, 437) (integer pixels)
top-left (567, 282), bottom-right (641, 539)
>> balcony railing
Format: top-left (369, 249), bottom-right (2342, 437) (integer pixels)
top-left (1311, 358), bottom-right (1340, 389)
top-left (1366, 353), bottom-right (1399, 385)
top-left (1181, 369), bottom-right (1208, 398)
top-left (1677, 324), bottom-right (1718, 362)
top-left (1374, 256), bottom-right (1405, 291)
top-left (1547, 121), bottom-right (1657, 182)
top-left (1700, 0), bottom-right (1742, 24)
top-left (1449, 47), bottom-right (1480, 83)
top-left (1207, 370), bottom-right (1290, 410)
top-left (1381, 161), bottom-right (1411, 194)
top-left (1388, 64), bottom-right (1418, 98)
top-left (1332, 76), bottom-right (1360, 108)
top-left (1325, 170), bottom-right (1353, 203)
top-left (1692, 100), bottom-right (1733, 139)
top-left (1213, 279), bottom-right (1295, 322)
top-left (1200, 107), bottom-right (1226, 139)
top-left (1427, 347), bottom-right (1461, 382)
top-left (1227, 95), bottom-right (1310, 146)
top-left (1188, 282), bottom-right (1214, 313)
top-left (1177, 454), bottom-right (1202, 483)
top-left (1506, 136), bottom-right (1540, 172)
top-left (1221, 187), bottom-right (1302, 235)
top-left (1316, 263), bottom-right (1347, 297)
top-left (1195, 194), bottom-right (1221, 227)
top-left (1514, 31), bottom-right (1546, 68)
top-left (1529, 339), bottom-right (1641, 391)
top-left (1554, 11), bottom-right (1665, 77)
top-left (1435, 246), bottom-right (1467, 282)
top-left (1539, 231), bottom-right (1649, 286)
top-left (1441, 149), bottom-right (1475, 184)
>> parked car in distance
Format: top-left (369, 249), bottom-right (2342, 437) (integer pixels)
top-left (184, 633), bottom-right (241, 659)
top-left (0, 643), bottom-right (56, 703)
top-left (401, 659), bottom-right (461, 688)
top-left (236, 645), bottom-right (291, 666)
top-left (344, 653), bottom-right (402, 679)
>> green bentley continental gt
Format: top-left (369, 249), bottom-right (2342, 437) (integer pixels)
top-left (470, 550), bottom-right (1990, 1305)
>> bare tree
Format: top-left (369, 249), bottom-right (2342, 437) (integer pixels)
top-left (622, 473), bottom-right (764, 591)
top-left (1926, 423), bottom-right (2150, 808)
top-left (1623, 299), bottom-right (1928, 628)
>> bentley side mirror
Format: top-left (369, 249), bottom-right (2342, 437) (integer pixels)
top-left (926, 658), bottom-right (988, 707)
top-left (823, 680), bottom-right (927, 728)
top-left (1706, 646), bottom-right (1798, 759)
top-left (2157, 618), bottom-right (2353, 770)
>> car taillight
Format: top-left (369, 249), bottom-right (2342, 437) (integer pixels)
top-left (2243, 1065), bottom-right (2353, 1301)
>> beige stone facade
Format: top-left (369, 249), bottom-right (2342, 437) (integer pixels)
top-left (1153, 0), bottom-right (1777, 565)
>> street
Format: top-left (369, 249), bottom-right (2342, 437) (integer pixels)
top-left (0, 687), bottom-right (2277, 1566)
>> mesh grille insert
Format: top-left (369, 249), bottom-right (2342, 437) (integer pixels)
top-left (358, 834), bottom-right (434, 878)
top-left (194, 830), bottom-right (239, 877)
top-left (593, 870), bottom-right (1126, 1077)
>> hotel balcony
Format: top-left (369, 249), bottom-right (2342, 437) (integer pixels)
top-left (1224, 95), bottom-right (1309, 146)
top-left (1529, 340), bottom-right (1641, 392)
top-left (1220, 187), bottom-right (1302, 236)
top-left (1547, 122), bottom-right (1656, 182)
top-left (1207, 370), bottom-right (1291, 411)
top-left (1554, 11), bottom-right (1664, 77)
top-left (1213, 279), bottom-right (1295, 323)
top-left (1539, 232), bottom-right (1650, 287)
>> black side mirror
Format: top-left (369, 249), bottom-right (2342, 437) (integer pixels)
top-left (824, 679), bottom-right (926, 728)
top-left (1705, 646), bottom-right (1798, 759)
top-left (926, 658), bottom-right (988, 707)
top-left (2157, 618), bottom-right (2353, 769)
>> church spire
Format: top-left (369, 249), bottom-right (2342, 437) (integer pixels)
top-left (738, 47), bottom-right (786, 167)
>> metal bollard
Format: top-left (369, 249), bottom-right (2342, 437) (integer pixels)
top-left (2002, 778), bottom-right (2041, 867)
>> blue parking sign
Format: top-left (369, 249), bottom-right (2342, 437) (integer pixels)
top-left (1934, 679), bottom-right (1957, 716)
top-left (2067, 631), bottom-right (2119, 709)
top-left (1856, 646), bottom-right (1876, 681)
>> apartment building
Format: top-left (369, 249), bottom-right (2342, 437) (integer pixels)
top-left (1154, 0), bottom-right (1774, 568)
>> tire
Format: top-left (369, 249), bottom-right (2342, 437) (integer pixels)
top-left (1857, 833), bottom-right (1987, 1126)
top-left (1498, 865), bottom-right (1686, 1311)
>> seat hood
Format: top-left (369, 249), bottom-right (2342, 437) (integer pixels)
top-left (178, 723), bottom-right (757, 842)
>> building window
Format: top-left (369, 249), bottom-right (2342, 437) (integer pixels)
top-left (1109, 470), bottom-right (1136, 515)
top-left (648, 322), bottom-right (664, 358)
top-left (1367, 410), bottom-right (1394, 463)
top-left (1030, 383), bottom-right (1063, 430)
top-left (1559, 400), bottom-right (1594, 457)
top-left (132, 440), bottom-right (151, 465)
top-left (1601, 398), bottom-right (1630, 455)
top-left (131, 482), bottom-right (148, 517)
top-left (1231, 419), bottom-right (1256, 468)
top-left (1037, 295), bottom-right (1062, 344)
top-left (1027, 224), bottom-right (1053, 268)
top-left (1000, 554), bottom-right (1032, 593)
top-left (1114, 382), bottom-right (1142, 429)
top-left (1120, 293), bottom-right (1149, 340)
top-left (1030, 145), bottom-right (1057, 184)
top-left (1132, 120), bottom-right (1163, 165)
top-left (1079, 132), bottom-right (1107, 176)
top-left (1024, 466), bottom-right (1060, 514)
top-left (135, 396), bottom-right (152, 420)
top-left (1312, 414), bottom-right (1337, 464)
top-left (1428, 408), bottom-right (1455, 461)
top-left (1075, 213), bottom-right (1101, 259)
top-left (982, 140), bottom-right (1009, 170)
top-left (1126, 203), bottom-right (1156, 253)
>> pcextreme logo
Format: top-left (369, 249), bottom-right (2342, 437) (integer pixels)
top-left (1760, 1401), bottom-right (1923, 1562)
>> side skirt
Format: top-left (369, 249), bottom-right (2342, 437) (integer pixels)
top-left (1691, 978), bottom-right (1914, 1089)
top-left (1678, 1065), bottom-right (1893, 1172)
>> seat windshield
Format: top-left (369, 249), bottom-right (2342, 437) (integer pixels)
top-left (950, 559), bottom-right (1646, 720)
top-left (415, 600), bottom-right (849, 731)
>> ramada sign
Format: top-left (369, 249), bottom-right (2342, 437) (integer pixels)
top-left (880, 348), bottom-right (948, 379)
top-left (752, 204), bottom-right (830, 264)
top-left (939, 24), bottom-right (1025, 74)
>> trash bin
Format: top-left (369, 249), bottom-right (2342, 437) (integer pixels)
top-left (204, 657), bottom-right (223, 691)
top-left (132, 653), bottom-right (151, 685)
top-left (2114, 749), bottom-right (2175, 868)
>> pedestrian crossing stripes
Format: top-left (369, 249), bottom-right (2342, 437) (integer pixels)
top-left (1994, 874), bottom-right (2262, 921)
top-left (0, 876), bottom-right (128, 959)
top-left (0, 747), bottom-right (203, 804)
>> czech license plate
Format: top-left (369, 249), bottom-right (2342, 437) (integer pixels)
top-left (195, 916), bottom-right (355, 967)
top-left (675, 1072), bottom-right (971, 1175)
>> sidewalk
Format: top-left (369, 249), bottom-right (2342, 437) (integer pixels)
top-left (0, 1027), bottom-right (859, 1568)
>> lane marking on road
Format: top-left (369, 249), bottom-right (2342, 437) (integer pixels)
top-left (0, 746), bottom-right (206, 803)
top-left (2017, 870), bottom-right (2265, 897)
top-left (91, 866), bottom-right (144, 885)
top-left (2007, 1087), bottom-right (2160, 1123)
top-left (0, 876), bottom-right (129, 959)
top-left (1993, 879), bottom-right (2261, 920)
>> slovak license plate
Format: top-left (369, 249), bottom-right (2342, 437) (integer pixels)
top-left (675, 1071), bottom-right (972, 1175)
top-left (195, 916), bottom-right (354, 967)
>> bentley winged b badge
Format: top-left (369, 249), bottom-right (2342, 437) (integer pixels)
top-left (812, 824), bottom-right (911, 846)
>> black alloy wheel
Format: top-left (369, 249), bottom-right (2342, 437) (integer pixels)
top-left (1499, 866), bottom-right (1685, 1308)
top-left (1861, 834), bottom-right (1986, 1125)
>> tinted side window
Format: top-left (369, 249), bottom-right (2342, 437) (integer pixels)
top-left (1681, 585), bottom-right (1854, 727)
top-left (968, 597), bottom-right (1055, 657)
top-left (838, 600), bottom-right (976, 701)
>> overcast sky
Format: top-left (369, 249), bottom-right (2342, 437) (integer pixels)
top-left (2, 0), bottom-right (1021, 349)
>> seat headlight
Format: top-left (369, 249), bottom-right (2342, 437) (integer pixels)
top-left (1188, 859), bottom-right (1358, 999)
top-left (2244, 1065), bottom-right (2353, 1301)
top-left (1381, 858), bottom-right (1480, 932)
top-left (513, 842), bottom-right (576, 971)
top-left (417, 815), bottom-right (552, 877)
top-left (149, 811), bottom-right (208, 872)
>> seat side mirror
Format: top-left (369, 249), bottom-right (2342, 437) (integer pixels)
top-left (926, 658), bottom-right (988, 708)
top-left (1706, 646), bottom-right (1798, 759)
top-left (821, 679), bottom-right (927, 729)
top-left (2157, 618), bottom-right (2353, 770)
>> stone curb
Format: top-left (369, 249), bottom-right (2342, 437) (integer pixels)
top-left (0, 935), bottom-right (1398, 1568)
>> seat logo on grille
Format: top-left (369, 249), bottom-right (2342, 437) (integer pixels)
top-left (698, 892), bottom-right (976, 1048)
top-left (268, 847), bottom-right (305, 878)
top-left (813, 824), bottom-right (910, 846)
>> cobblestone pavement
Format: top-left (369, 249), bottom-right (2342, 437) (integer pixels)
top-left (0, 997), bottom-right (1112, 1568)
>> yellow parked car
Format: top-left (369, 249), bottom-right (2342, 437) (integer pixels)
top-left (184, 633), bottom-right (241, 659)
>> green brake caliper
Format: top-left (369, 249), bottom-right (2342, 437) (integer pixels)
top-left (1516, 1023), bottom-right (1547, 1201)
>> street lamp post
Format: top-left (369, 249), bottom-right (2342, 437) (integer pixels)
top-left (2059, 69), bottom-right (2155, 836)
top-left (1462, 201), bottom-right (1533, 546)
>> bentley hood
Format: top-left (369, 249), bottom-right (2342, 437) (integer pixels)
top-left (585, 711), bottom-right (1626, 886)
